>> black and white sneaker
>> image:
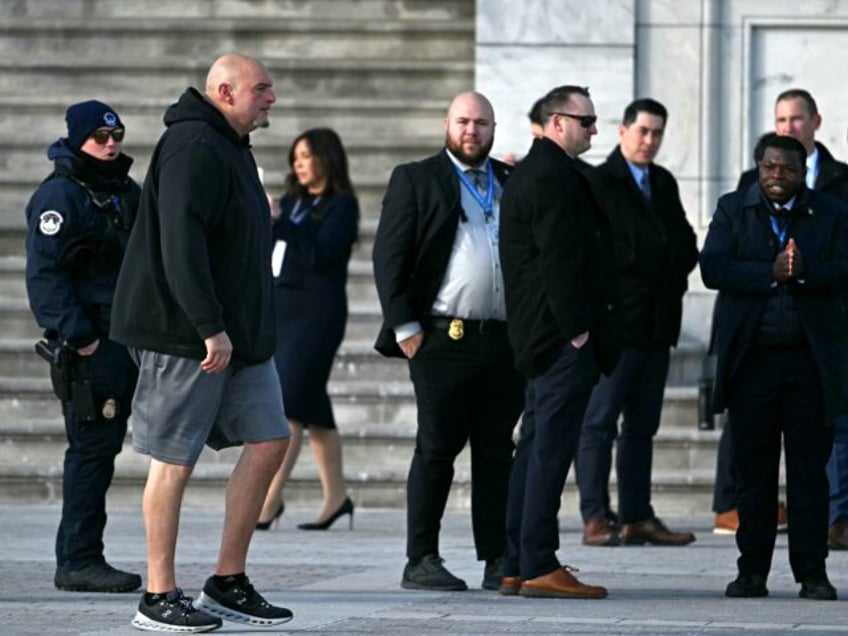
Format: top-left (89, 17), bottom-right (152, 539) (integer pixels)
top-left (196, 575), bottom-right (293, 626)
top-left (131, 588), bottom-right (222, 633)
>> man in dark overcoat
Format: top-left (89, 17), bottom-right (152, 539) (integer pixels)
top-left (498, 85), bottom-right (620, 599)
top-left (701, 133), bottom-right (848, 601)
top-left (577, 98), bottom-right (698, 548)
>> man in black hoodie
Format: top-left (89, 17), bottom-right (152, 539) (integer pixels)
top-left (111, 53), bottom-right (293, 632)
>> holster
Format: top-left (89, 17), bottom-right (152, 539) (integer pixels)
top-left (35, 339), bottom-right (97, 424)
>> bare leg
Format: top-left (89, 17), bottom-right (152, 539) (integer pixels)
top-left (258, 421), bottom-right (303, 522)
top-left (308, 427), bottom-right (348, 522)
top-left (143, 458), bottom-right (194, 593)
top-left (216, 438), bottom-right (287, 575)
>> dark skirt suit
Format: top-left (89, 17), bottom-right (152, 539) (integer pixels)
top-left (272, 192), bottom-right (358, 428)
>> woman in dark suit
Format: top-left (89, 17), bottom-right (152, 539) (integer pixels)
top-left (257, 128), bottom-right (359, 530)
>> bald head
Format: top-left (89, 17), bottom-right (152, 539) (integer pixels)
top-left (204, 53), bottom-right (276, 136)
top-left (444, 91), bottom-right (495, 166)
top-left (206, 54), bottom-right (254, 97)
top-left (446, 91), bottom-right (494, 123)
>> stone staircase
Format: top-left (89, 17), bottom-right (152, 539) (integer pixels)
top-left (0, 0), bottom-right (720, 514)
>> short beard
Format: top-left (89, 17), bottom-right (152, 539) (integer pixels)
top-left (445, 134), bottom-right (493, 167)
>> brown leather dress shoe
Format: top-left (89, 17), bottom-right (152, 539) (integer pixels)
top-left (829, 520), bottom-right (848, 550)
top-left (519, 567), bottom-right (607, 599)
top-left (620, 517), bottom-right (695, 546)
top-left (499, 575), bottom-right (521, 596)
top-left (714, 504), bottom-right (787, 535)
top-left (582, 517), bottom-right (621, 546)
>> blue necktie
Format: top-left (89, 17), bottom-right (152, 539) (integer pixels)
top-left (639, 170), bottom-right (652, 200)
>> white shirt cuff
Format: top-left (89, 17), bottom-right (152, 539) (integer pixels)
top-left (395, 321), bottom-right (423, 343)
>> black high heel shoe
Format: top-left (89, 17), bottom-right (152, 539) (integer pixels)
top-left (297, 497), bottom-right (354, 531)
top-left (256, 501), bottom-right (285, 531)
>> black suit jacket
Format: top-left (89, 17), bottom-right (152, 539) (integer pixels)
top-left (372, 150), bottom-right (512, 358)
top-left (737, 141), bottom-right (848, 202)
top-left (700, 183), bottom-right (848, 424)
top-left (499, 136), bottom-right (621, 378)
top-left (586, 146), bottom-right (698, 347)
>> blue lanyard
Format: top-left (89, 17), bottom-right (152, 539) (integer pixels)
top-left (454, 162), bottom-right (495, 217)
top-left (769, 214), bottom-right (788, 249)
top-left (289, 196), bottom-right (321, 225)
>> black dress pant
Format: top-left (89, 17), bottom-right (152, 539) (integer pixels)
top-left (712, 417), bottom-right (736, 513)
top-left (406, 322), bottom-right (524, 562)
top-left (577, 347), bottom-right (669, 524)
top-left (726, 344), bottom-right (833, 581)
top-left (504, 342), bottom-right (599, 580)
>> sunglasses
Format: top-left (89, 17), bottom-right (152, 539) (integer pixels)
top-left (549, 112), bottom-right (598, 129)
top-left (90, 127), bottom-right (125, 144)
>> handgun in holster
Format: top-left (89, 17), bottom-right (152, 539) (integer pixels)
top-left (35, 339), bottom-right (97, 425)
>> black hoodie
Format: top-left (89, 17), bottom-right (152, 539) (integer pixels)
top-left (110, 88), bottom-right (276, 366)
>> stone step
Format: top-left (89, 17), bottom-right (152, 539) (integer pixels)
top-left (0, 227), bottom-right (23, 251)
top-left (0, 255), bottom-right (25, 297)
top-left (0, 58), bottom-right (473, 103)
top-left (15, 142), bottom-right (433, 196)
top-left (0, 289), bottom-right (384, 342)
top-left (0, 404), bottom-right (718, 513)
top-left (0, 297), bottom-right (40, 339)
top-left (0, 335), bottom-right (406, 383)
top-left (0, 374), bottom-right (702, 434)
top-left (2, 179), bottom-right (393, 229)
top-left (0, 251), bottom-right (378, 304)
top-left (2, 0), bottom-right (474, 21)
top-left (0, 329), bottom-right (709, 392)
top-left (5, 123), bottom-right (444, 185)
top-left (0, 459), bottom-right (720, 515)
top-left (0, 415), bottom-right (719, 482)
top-left (0, 95), bottom-right (448, 146)
top-left (5, 138), bottom-right (437, 221)
top-left (0, 216), bottom-right (376, 262)
top-left (0, 17), bottom-right (473, 63)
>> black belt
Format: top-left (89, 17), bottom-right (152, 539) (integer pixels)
top-left (427, 316), bottom-right (506, 340)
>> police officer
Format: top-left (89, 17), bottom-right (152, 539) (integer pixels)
top-left (25, 100), bottom-right (141, 593)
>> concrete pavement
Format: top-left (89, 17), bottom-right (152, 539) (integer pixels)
top-left (1, 504), bottom-right (846, 635)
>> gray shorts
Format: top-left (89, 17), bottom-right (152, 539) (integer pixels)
top-left (130, 350), bottom-right (290, 466)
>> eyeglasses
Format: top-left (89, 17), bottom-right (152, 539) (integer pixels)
top-left (548, 112), bottom-right (598, 129)
top-left (90, 127), bottom-right (125, 144)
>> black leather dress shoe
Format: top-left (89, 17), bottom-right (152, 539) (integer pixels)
top-left (725, 573), bottom-right (768, 598)
top-left (481, 556), bottom-right (503, 590)
top-left (799, 576), bottom-right (837, 600)
top-left (401, 554), bottom-right (467, 591)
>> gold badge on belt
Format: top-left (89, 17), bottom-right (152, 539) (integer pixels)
top-left (448, 318), bottom-right (465, 341)
top-left (101, 398), bottom-right (118, 420)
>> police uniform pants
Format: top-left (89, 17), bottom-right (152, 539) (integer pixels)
top-left (55, 339), bottom-right (137, 571)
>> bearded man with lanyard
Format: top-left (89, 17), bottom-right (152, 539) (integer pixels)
top-left (373, 91), bottom-right (525, 593)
